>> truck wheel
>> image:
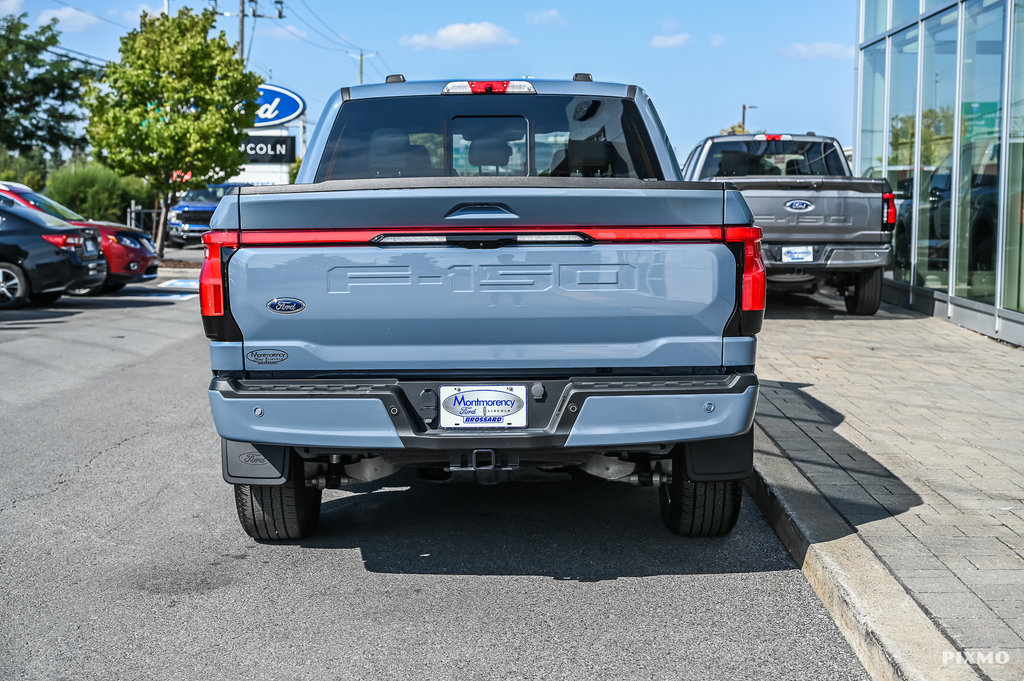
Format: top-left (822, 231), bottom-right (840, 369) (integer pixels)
top-left (233, 457), bottom-right (322, 540)
top-left (844, 268), bottom-right (882, 316)
top-left (0, 263), bottom-right (29, 310)
top-left (659, 457), bottom-right (742, 537)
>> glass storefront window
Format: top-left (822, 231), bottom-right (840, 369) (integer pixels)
top-left (917, 8), bottom-right (959, 291)
top-left (955, 0), bottom-right (1005, 304)
top-left (888, 26), bottom-right (920, 282)
top-left (864, 0), bottom-right (888, 41)
top-left (893, 0), bottom-right (922, 26)
top-left (860, 41), bottom-right (887, 178)
top-left (1004, 0), bottom-right (1024, 312)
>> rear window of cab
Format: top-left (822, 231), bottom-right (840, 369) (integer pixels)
top-left (314, 95), bottom-right (663, 181)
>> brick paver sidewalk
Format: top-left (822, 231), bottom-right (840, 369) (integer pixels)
top-left (756, 292), bottom-right (1024, 681)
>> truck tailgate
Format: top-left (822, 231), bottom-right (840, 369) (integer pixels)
top-left (229, 243), bottom-right (736, 371)
top-left (217, 182), bottom-right (749, 372)
top-left (725, 177), bottom-right (886, 244)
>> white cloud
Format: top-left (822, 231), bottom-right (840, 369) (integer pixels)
top-left (121, 4), bottom-right (159, 22)
top-left (37, 7), bottom-right (100, 32)
top-left (263, 25), bottom-right (308, 41)
top-left (650, 33), bottom-right (690, 49)
top-left (400, 22), bottom-right (519, 50)
top-left (710, 34), bottom-right (726, 47)
top-left (526, 9), bottom-right (564, 26)
top-left (0, 0), bottom-right (24, 14)
top-left (780, 42), bottom-right (854, 60)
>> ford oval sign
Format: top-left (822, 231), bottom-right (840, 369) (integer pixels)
top-left (784, 199), bottom-right (814, 212)
top-left (253, 84), bottom-right (306, 128)
top-left (267, 297), bottom-right (305, 314)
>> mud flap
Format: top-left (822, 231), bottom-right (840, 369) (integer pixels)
top-left (682, 427), bottom-right (753, 482)
top-left (222, 439), bottom-right (289, 485)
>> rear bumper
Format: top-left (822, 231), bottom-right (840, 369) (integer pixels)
top-left (763, 243), bottom-right (892, 271)
top-left (65, 258), bottom-right (108, 290)
top-left (208, 373), bottom-right (759, 452)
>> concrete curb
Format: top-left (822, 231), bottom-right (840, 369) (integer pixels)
top-left (746, 425), bottom-right (981, 681)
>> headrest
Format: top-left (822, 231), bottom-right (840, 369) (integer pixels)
top-left (468, 139), bottom-right (513, 167)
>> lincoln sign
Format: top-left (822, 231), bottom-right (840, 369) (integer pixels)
top-left (241, 136), bottom-right (296, 164)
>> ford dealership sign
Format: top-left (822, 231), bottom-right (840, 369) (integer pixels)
top-left (253, 84), bottom-right (306, 127)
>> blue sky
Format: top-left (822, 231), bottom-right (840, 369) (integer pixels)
top-left (10, 0), bottom-right (859, 155)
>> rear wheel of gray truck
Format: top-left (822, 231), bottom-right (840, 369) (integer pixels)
top-left (658, 452), bottom-right (742, 537)
top-left (233, 455), bottom-right (322, 540)
top-left (844, 267), bottom-right (882, 316)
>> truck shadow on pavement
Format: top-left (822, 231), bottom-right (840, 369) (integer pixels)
top-left (754, 378), bottom-right (925, 562)
top-left (300, 473), bottom-right (799, 581)
top-left (765, 291), bottom-right (928, 322)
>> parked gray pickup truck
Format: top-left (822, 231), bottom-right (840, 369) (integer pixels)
top-left (201, 76), bottom-right (765, 540)
top-left (681, 133), bottom-right (895, 315)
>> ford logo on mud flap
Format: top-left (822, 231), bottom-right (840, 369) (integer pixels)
top-left (784, 200), bottom-right (814, 212)
top-left (441, 389), bottom-right (525, 417)
top-left (267, 297), bottom-right (305, 314)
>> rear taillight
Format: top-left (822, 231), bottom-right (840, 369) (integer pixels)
top-left (725, 226), bottom-right (766, 336)
top-left (41, 233), bottom-right (84, 250)
top-left (882, 192), bottom-right (897, 229)
top-left (200, 231), bottom-right (238, 318)
top-left (726, 227), bottom-right (766, 312)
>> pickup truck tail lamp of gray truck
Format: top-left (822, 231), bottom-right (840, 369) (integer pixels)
top-left (200, 78), bottom-right (766, 541)
top-left (681, 133), bottom-right (896, 315)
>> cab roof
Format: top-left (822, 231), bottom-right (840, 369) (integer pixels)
top-left (343, 78), bottom-right (636, 100)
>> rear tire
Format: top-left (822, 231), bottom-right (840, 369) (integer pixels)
top-left (29, 291), bottom-right (62, 305)
top-left (844, 267), bottom-right (882, 316)
top-left (66, 284), bottom-right (103, 296)
top-left (233, 455), bottom-right (322, 540)
top-left (659, 453), bottom-right (742, 537)
top-left (0, 263), bottom-right (29, 310)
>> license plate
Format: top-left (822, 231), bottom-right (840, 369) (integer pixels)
top-left (84, 239), bottom-right (97, 255)
top-left (781, 245), bottom-right (814, 263)
top-left (439, 385), bottom-right (528, 429)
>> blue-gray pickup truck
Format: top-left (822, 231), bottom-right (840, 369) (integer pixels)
top-left (200, 76), bottom-right (766, 540)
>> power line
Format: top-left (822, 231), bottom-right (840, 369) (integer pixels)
top-left (1, 32), bottom-right (110, 68)
top-left (295, 0), bottom-right (360, 50)
top-left (48, 0), bottom-right (133, 30)
top-left (278, 23), bottom-right (346, 52)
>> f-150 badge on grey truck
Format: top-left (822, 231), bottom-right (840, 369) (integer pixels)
top-left (201, 75), bottom-right (766, 541)
top-left (681, 133), bottom-right (895, 315)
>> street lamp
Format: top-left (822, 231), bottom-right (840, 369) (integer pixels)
top-left (742, 104), bottom-right (757, 130)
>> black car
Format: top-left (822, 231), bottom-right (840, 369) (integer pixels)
top-left (0, 202), bottom-right (107, 309)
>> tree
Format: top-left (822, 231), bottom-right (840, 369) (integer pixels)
top-left (0, 14), bottom-right (98, 157)
top-left (84, 8), bottom-right (260, 253)
top-left (720, 122), bottom-right (749, 135)
top-left (0, 144), bottom-right (48, 189)
top-left (45, 162), bottom-right (157, 223)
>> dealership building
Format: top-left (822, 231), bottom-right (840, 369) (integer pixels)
top-left (856, 0), bottom-right (1024, 344)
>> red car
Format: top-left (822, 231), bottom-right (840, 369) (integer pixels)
top-left (0, 181), bottom-right (160, 294)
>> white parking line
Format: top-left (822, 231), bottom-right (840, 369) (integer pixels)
top-left (158, 279), bottom-right (200, 291)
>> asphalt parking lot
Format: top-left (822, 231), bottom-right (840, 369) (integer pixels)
top-left (0, 280), bottom-right (869, 680)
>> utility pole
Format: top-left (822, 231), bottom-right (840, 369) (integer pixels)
top-left (208, 1), bottom-right (285, 62)
top-left (238, 0), bottom-right (245, 61)
top-left (742, 104), bottom-right (757, 131)
top-left (346, 50), bottom-right (376, 85)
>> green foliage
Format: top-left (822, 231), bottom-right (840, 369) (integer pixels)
top-left (720, 122), bottom-right (749, 135)
top-left (0, 145), bottom-right (48, 189)
top-left (44, 162), bottom-right (156, 223)
top-left (289, 157), bottom-right (302, 184)
top-left (84, 7), bottom-right (261, 250)
top-left (0, 14), bottom-right (98, 156)
top-left (84, 8), bottom-right (261, 191)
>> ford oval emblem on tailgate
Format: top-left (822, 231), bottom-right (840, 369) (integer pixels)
top-left (267, 297), bottom-right (305, 314)
top-left (784, 200), bottom-right (814, 212)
